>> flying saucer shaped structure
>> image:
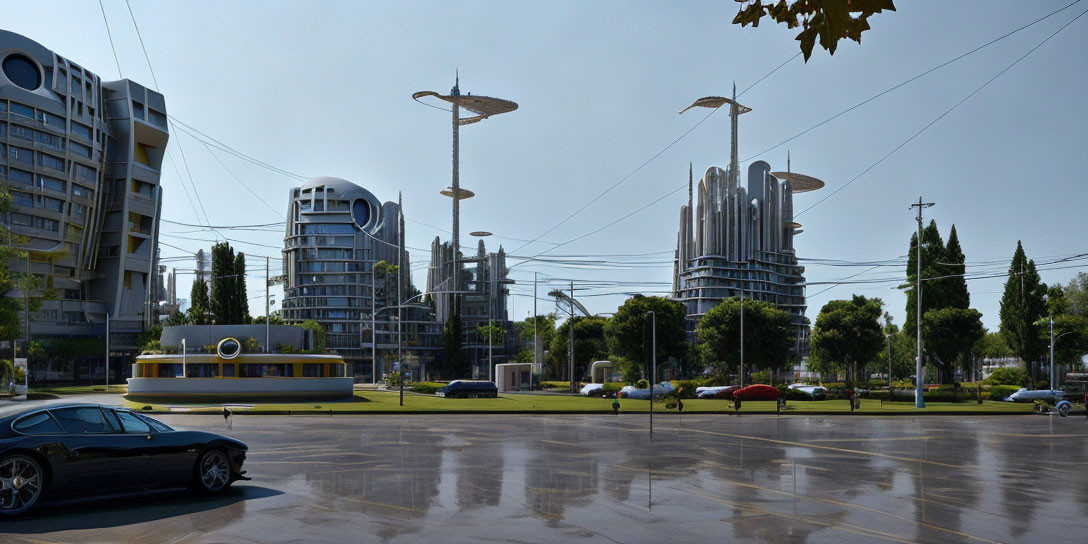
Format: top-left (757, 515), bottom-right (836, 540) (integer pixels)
top-left (679, 96), bottom-right (752, 115)
top-left (771, 172), bottom-right (825, 193)
top-left (786, 221), bottom-right (802, 229)
top-left (470, 231), bottom-right (492, 237)
top-left (440, 186), bottom-right (475, 200)
top-left (412, 91), bottom-right (519, 125)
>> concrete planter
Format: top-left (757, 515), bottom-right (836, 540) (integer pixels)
top-left (14, 384), bottom-right (28, 395)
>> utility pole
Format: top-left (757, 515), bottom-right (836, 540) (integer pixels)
top-left (739, 286), bottom-right (744, 388)
top-left (371, 268), bottom-right (377, 384)
top-left (910, 197), bottom-right (934, 408)
top-left (569, 280), bottom-right (575, 394)
top-left (532, 271), bottom-right (538, 392)
top-left (1049, 316), bottom-right (1055, 391)
top-left (398, 196), bottom-right (404, 406)
top-left (886, 333), bottom-right (892, 388)
top-left (265, 256), bottom-right (270, 352)
top-left (649, 310), bottom-right (656, 441)
top-left (105, 313), bottom-right (109, 391)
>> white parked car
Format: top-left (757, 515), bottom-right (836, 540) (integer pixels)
top-left (620, 382), bottom-right (675, 400)
top-left (1005, 388), bottom-right (1064, 403)
top-left (694, 385), bottom-right (738, 399)
top-left (579, 383), bottom-right (605, 396)
top-left (787, 384), bottom-right (827, 399)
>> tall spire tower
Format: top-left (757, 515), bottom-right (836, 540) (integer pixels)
top-left (729, 82), bottom-right (740, 190)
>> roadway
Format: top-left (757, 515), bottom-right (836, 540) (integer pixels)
top-left (4, 408), bottom-right (1087, 543)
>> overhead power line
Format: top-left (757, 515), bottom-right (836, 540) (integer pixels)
top-left (796, 6), bottom-right (1088, 217)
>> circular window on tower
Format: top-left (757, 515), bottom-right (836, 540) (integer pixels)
top-left (2, 55), bottom-right (42, 91)
top-left (351, 198), bottom-right (371, 229)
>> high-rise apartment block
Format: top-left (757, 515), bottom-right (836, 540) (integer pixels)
top-left (280, 177), bottom-right (440, 380)
top-left (1, 30), bottom-right (167, 367)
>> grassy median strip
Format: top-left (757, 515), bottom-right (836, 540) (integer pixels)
top-left (125, 392), bottom-right (1038, 415)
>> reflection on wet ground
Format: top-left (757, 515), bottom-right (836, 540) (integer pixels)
top-left (6, 414), bottom-right (1088, 543)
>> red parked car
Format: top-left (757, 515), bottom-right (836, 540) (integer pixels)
top-left (733, 384), bottom-right (779, 401)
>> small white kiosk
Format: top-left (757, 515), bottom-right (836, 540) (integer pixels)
top-left (494, 363), bottom-right (533, 392)
top-left (590, 360), bottom-right (617, 383)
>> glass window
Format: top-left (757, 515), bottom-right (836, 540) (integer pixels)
top-left (3, 55), bottom-right (41, 90)
top-left (38, 111), bottom-right (64, 129)
top-left (11, 191), bottom-right (32, 207)
top-left (112, 410), bottom-right (151, 434)
top-left (36, 130), bottom-right (63, 151)
top-left (10, 124), bottom-right (32, 141)
top-left (11, 213), bottom-right (32, 226)
top-left (9, 102), bottom-right (34, 118)
top-left (136, 413), bottom-right (173, 433)
top-left (70, 141), bottom-right (91, 158)
top-left (0, 101), bottom-right (6, 112)
top-left (9, 145), bottom-right (32, 164)
top-left (132, 101), bottom-right (144, 120)
top-left (72, 184), bottom-right (91, 199)
top-left (300, 223), bottom-right (356, 235)
top-left (40, 196), bottom-right (63, 213)
top-left (302, 363), bottom-right (323, 377)
top-left (38, 153), bottom-right (64, 171)
top-left (40, 176), bottom-right (65, 193)
top-left (71, 122), bottom-right (92, 141)
top-left (13, 412), bottom-right (63, 435)
top-left (75, 163), bottom-right (96, 183)
top-left (147, 109), bottom-right (166, 127)
top-left (51, 407), bottom-right (115, 434)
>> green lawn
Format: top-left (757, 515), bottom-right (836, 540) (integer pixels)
top-left (125, 391), bottom-right (1038, 415)
top-left (30, 384), bottom-right (128, 395)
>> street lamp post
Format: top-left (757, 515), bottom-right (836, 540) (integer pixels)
top-left (739, 288), bottom-right (744, 388)
top-left (648, 310), bottom-right (656, 441)
top-left (1050, 318), bottom-right (1075, 391)
top-left (886, 332), bottom-right (892, 388)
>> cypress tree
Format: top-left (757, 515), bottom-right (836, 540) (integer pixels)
top-left (943, 225), bottom-right (969, 310)
top-left (210, 242), bottom-right (236, 324)
top-left (998, 241), bottom-right (1048, 382)
top-left (234, 252), bottom-right (250, 324)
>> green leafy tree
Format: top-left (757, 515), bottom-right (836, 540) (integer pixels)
top-left (298, 319), bottom-right (325, 353)
top-left (810, 296), bottom-right (885, 386)
top-left (551, 316), bottom-right (609, 381)
top-left (513, 314), bottom-right (557, 375)
top-left (604, 295), bottom-right (687, 380)
top-left (252, 312), bottom-right (284, 325)
top-left (234, 252), bottom-right (250, 323)
top-left (733, 0), bottom-right (896, 61)
top-left (209, 242), bottom-right (234, 324)
top-left (441, 301), bottom-right (467, 379)
top-left (922, 307), bottom-right (984, 383)
top-left (0, 184), bottom-right (27, 344)
top-left (999, 241), bottom-right (1048, 381)
top-left (1062, 272), bottom-right (1088, 317)
top-left (187, 274), bottom-right (210, 325)
top-left (696, 298), bottom-right (795, 380)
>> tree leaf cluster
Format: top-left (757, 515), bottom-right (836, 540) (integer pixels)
top-left (998, 241), bottom-right (1049, 380)
top-left (696, 298), bottom-right (795, 376)
top-left (732, 0), bottom-right (896, 61)
top-left (810, 295), bottom-right (885, 385)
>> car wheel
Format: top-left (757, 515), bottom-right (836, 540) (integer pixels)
top-left (192, 449), bottom-right (232, 495)
top-left (0, 454), bottom-right (45, 516)
top-left (1058, 402), bottom-right (1072, 417)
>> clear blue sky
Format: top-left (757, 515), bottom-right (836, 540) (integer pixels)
top-left (4, 1), bottom-right (1086, 331)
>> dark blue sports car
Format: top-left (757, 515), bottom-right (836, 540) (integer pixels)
top-left (0, 403), bottom-right (248, 516)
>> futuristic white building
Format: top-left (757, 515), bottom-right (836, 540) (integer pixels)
top-left (672, 89), bottom-right (824, 350)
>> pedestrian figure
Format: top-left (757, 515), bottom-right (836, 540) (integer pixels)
top-left (733, 397), bottom-right (742, 415)
top-left (847, 387), bottom-right (855, 412)
top-left (222, 407), bottom-right (233, 430)
top-left (612, 397), bottom-right (621, 415)
top-left (8, 379), bottom-right (13, 396)
top-left (676, 396), bottom-right (684, 413)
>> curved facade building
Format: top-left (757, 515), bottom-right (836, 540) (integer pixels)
top-left (281, 177), bottom-right (440, 380)
top-left (1, 30), bottom-right (167, 374)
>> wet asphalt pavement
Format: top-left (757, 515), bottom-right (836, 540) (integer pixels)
top-left (4, 412), bottom-right (1088, 543)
